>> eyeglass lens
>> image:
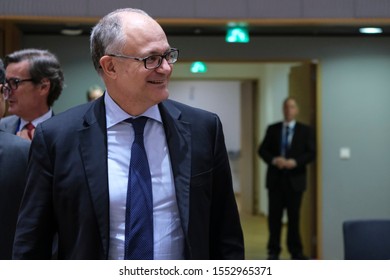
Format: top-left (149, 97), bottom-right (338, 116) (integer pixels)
top-left (7, 78), bottom-right (22, 90)
top-left (145, 49), bottom-right (179, 69)
top-left (0, 84), bottom-right (10, 99)
top-left (5, 78), bottom-right (34, 90)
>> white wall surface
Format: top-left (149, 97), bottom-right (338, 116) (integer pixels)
top-left (169, 80), bottom-right (241, 151)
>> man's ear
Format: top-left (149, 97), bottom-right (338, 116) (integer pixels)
top-left (100, 56), bottom-right (117, 78)
top-left (39, 78), bottom-right (50, 96)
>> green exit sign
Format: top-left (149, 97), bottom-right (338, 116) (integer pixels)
top-left (190, 61), bottom-right (208, 73)
top-left (226, 26), bottom-right (249, 43)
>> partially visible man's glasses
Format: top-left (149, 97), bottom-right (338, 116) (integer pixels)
top-left (1, 78), bottom-right (35, 100)
top-left (107, 48), bottom-right (179, 70)
top-left (6, 77), bottom-right (35, 90)
top-left (0, 84), bottom-right (10, 100)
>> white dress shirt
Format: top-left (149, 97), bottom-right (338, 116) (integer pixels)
top-left (19, 109), bottom-right (53, 131)
top-left (105, 93), bottom-right (184, 260)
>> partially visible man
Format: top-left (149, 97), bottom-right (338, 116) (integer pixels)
top-left (0, 58), bottom-right (30, 259)
top-left (86, 85), bottom-right (104, 102)
top-left (0, 49), bottom-right (64, 140)
top-left (258, 97), bottom-right (315, 260)
top-left (13, 8), bottom-right (244, 260)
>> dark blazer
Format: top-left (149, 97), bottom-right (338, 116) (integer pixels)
top-left (0, 130), bottom-right (30, 259)
top-left (13, 97), bottom-right (244, 260)
top-left (258, 121), bottom-right (315, 192)
top-left (0, 115), bottom-right (19, 134)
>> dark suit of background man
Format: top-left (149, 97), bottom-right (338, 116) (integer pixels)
top-left (0, 59), bottom-right (30, 259)
top-left (13, 8), bottom-right (244, 260)
top-left (259, 97), bottom-right (315, 260)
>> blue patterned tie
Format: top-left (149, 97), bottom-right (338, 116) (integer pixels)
top-left (124, 117), bottom-right (153, 259)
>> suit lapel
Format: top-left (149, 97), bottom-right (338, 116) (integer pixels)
top-left (289, 122), bottom-right (300, 152)
top-left (276, 122), bottom-right (283, 154)
top-left (78, 99), bottom-right (110, 259)
top-left (159, 101), bottom-right (191, 236)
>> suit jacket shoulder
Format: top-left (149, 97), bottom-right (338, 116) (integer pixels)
top-left (0, 131), bottom-right (30, 259)
top-left (161, 99), bottom-right (219, 123)
top-left (0, 130), bottom-right (30, 154)
top-left (0, 115), bottom-right (20, 134)
top-left (269, 121), bottom-right (283, 130)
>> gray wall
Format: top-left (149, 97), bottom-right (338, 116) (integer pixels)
top-left (22, 35), bottom-right (104, 106)
top-left (22, 34), bottom-right (390, 259)
top-left (2, 0), bottom-right (390, 18)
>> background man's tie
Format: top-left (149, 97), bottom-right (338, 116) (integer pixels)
top-left (124, 117), bottom-right (153, 260)
top-left (25, 122), bottom-right (35, 140)
top-left (18, 122), bottom-right (35, 140)
top-left (282, 125), bottom-right (290, 156)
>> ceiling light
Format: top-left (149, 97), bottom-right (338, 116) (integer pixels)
top-left (359, 27), bottom-right (383, 34)
top-left (60, 28), bottom-right (83, 36)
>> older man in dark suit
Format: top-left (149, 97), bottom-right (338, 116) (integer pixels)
top-left (259, 97), bottom-right (315, 260)
top-left (0, 59), bottom-right (30, 259)
top-left (13, 8), bottom-right (244, 260)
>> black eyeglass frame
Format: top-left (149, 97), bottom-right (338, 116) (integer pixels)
top-left (1, 78), bottom-right (35, 100)
top-left (106, 48), bottom-right (179, 70)
top-left (5, 77), bottom-right (35, 90)
top-left (0, 84), bottom-right (9, 99)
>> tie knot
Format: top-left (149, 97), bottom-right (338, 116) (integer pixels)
top-left (127, 117), bottom-right (148, 136)
top-left (25, 122), bottom-right (35, 131)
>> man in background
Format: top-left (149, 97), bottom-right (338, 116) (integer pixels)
top-left (258, 97), bottom-right (315, 260)
top-left (0, 49), bottom-right (64, 140)
top-left (86, 84), bottom-right (104, 102)
top-left (13, 8), bottom-right (244, 260)
top-left (0, 58), bottom-right (30, 259)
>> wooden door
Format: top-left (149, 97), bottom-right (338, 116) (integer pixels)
top-left (289, 62), bottom-right (318, 258)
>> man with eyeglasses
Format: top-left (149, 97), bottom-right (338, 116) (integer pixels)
top-left (0, 49), bottom-right (64, 140)
top-left (0, 58), bottom-right (30, 259)
top-left (13, 8), bottom-right (244, 260)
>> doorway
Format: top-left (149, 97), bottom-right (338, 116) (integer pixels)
top-left (170, 61), bottom-right (318, 258)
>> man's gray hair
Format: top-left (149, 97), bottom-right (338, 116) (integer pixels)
top-left (90, 8), bottom-right (149, 74)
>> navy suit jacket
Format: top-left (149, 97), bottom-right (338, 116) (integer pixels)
top-left (258, 121), bottom-right (315, 192)
top-left (13, 97), bottom-right (244, 260)
top-left (0, 130), bottom-right (30, 259)
top-left (0, 115), bottom-right (20, 134)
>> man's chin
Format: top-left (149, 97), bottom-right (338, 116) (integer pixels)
top-left (154, 90), bottom-right (169, 101)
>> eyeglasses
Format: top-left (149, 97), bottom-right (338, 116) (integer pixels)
top-left (6, 78), bottom-right (35, 90)
top-left (107, 48), bottom-right (179, 70)
top-left (1, 78), bottom-right (35, 100)
top-left (0, 84), bottom-right (10, 100)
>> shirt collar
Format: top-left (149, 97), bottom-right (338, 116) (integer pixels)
top-left (104, 91), bottom-right (162, 129)
top-left (284, 120), bottom-right (296, 129)
top-left (20, 109), bottom-right (53, 129)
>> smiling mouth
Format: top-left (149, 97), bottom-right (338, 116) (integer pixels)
top-left (148, 80), bottom-right (165, 84)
